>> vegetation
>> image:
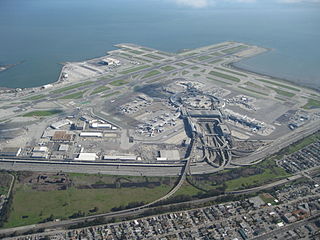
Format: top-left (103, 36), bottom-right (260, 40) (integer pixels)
top-left (22, 109), bottom-right (62, 117)
top-left (0, 172), bottom-right (13, 195)
top-left (130, 50), bottom-right (144, 55)
top-left (266, 86), bottom-right (295, 98)
top-left (160, 66), bottom-right (176, 72)
top-left (182, 70), bottom-right (189, 75)
top-left (215, 67), bottom-right (247, 77)
top-left (4, 173), bottom-right (175, 228)
top-left (102, 91), bottom-right (120, 98)
top-left (144, 54), bottom-right (164, 60)
top-left (197, 55), bottom-right (211, 61)
top-left (90, 86), bottom-right (111, 95)
top-left (209, 59), bottom-right (223, 64)
top-left (109, 80), bottom-right (128, 86)
top-left (222, 45), bottom-right (247, 54)
top-left (190, 66), bottom-right (199, 70)
top-left (156, 51), bottom-right (172, 57)
top-left (59, 91), bottom-right (85, 99)
top-left (120, 65), bottom-right (151, 74)
top-left (302, 98), bottom-right (320, 109)
top-left (209, 70), bottom-right (241, 82)
top-left (51, 81), bottom-right (93, 94)
top-left (238, 86), bottom-right (268, 96)
top-left (23, 94), bottom-right (46, 101)
top-left (142, 70), bottom-right (161, 79)
top-left (206, 77), bottom-right (232, 85)
top-left (256, 79), bottom-right (300, 92)
top-left (175, 62), bottom-right (188, 67)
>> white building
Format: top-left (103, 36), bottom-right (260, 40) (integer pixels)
top-left (74, 153), bottom-right (98, 161)
top-left (80, 132), bottom-right (103, 138)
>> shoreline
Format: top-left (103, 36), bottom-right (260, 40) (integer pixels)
top-left (226, 54), bottom-right (320, 93)
top-left (0, 43), bottom-right (319, 95)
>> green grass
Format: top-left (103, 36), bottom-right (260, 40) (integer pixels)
top-left (282, 132), bottom-right (320, 154)
top-left (225, 167), bottom-right (289, 191)
top-left (190, 66), bottom-right (200, 70)
top-left (175, 62), bottom-right (188, 67)
top-left (209, 71), bottom-right (241, 82)
top-left (0, 173), bottom-right (13, 195)
top-left (238, 86), bottom-right (268, 96)
top-left (102, 91), bottom-right (120, 98)
top-left (90, 86), bottom-right (111, 96)
top-left (120, 53), bottom-right (133, 58)
top-left (256, 79), bottom-right (300, 92)
top-left (22, 109), bottom-right (62, 117)
top-left (5, 184), bottom-right (171, 228)
top-left (266, 86), bottom-right (295, 98)
top-left (130, 50), bottom-right (144, 55)
top-left (214, 67), bottom-right (247, 77)
top-left (59, 91), bottom-right (85, 99)
top-left (222, 45), bottom-right (248, 54)
top-left (143, 54), bottom-right (164, 60)
top-left (244, 81), bottom-right (264, 89)
top-left (23, 94), bottom-right (46, 101)
top-left (140, 47), bottom-right (153, 52)
top-left (51, 81), bottom-right (93, 94)
top-left (206, 77), bottom-right (232, 85)
top-left (209, 59), bottom-right (223, 64)
top-left (197, 55), bottom-right (212, 61)
top-left (210, 52), bottom-right (223, 57)
top-left (120, 65), bottom-right (151, 74)
top-left (4, 174), bottom-right (175, 228)
top-left (160, 66), bottom-right (176, 72)
top-left (193, 73), bottom-right (200, 77)
top-left (156, 51), bottom-right (172, 57)
top-left (182, 70), bottom-right (189, 75)
top-left (109, 80), bottom-right (128, 86)
top-left (302, 98), bottom-right (320, 109)
top-left (142, 70), bottom-right (161, 79)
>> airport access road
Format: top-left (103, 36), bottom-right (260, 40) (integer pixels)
top-left (0, 166), bottom-right (307, 239)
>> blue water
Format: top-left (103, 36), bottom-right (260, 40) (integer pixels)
top-left (0, 0), bottom-right (319, 89)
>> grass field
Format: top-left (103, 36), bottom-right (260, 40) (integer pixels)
top-left (209, 71), bottom-right (241, 82)
top-left (22, 109), bottom-right (62, 117)
top-left (51, 81), bottom-right (93, 94)
top-left (238, 86), bottom-right (268, 96)
top-left (206, 77), bottom-right (232, 85)
top-left (109, 80), bottom-right (128, 86)
top-left (4, 174), bottom-right (174, 228)
top-left (190, 66), bottom-right (200, 70)
top-left (161, 66), bottom-right (176, 72)
top-left (256, 79), bottom-right (300, 92)
top-left (281, 131), bottom-right (320, 155)
top-left (120, 65), bottom-right (150, 74)
top-left (175, 62), bottom-right (188, 67)
top-left (209, 59), bottom-right (223, 64)
top-left (90, 86), bottom-right (111, 95)
top-left (4, 185), bottom-right (171, 228)
top-left (221, 45), bottom-right (247, 54)
top-left (23, 94), bottom-right (46, 101)
top-left (59, 91), bottom-right (85, 99)
top-left (102, 91), bottom-right (120, 98)
top-left (142, 70), bottom-right (161, 79)
top-left (130, 50), bottom-right (144, 55)
top-left (302, 98), bottom-right (320, 109)
top-left (144, 54), bottom-right (164, 60)
top-left (197, 55), bottom-right (211, 61)
top-left (266, 86), bottom-right (295, 98)
top-left (0, 173), bottom-right (13, 196)
top-left (215, 67), bottom-right (247, 77)
top-left (182, 70), bottom-right (189, 75)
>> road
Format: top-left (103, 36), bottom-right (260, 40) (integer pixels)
top-left (0, 167), bottom-right (307, 238)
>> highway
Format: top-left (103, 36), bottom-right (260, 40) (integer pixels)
top-left (0, 165), bottom-right (307, 239)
